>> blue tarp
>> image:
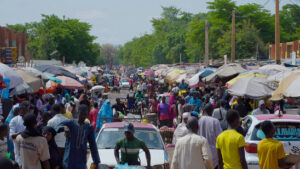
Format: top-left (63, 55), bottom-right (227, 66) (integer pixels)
top-left (0, 78), bottom-right (10, 99)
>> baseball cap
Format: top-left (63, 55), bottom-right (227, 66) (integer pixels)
top-left (124, 123), bottom-right (135, 134)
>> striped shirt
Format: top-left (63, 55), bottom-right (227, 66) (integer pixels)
top-left (116, 137), bottom-right (147, 164)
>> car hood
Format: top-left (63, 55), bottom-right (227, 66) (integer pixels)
top-left (88, 149), bottom-right (167, 167)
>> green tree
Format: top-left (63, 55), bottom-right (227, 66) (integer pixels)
top-left (8, 14), bottom-right (100, 65)
top-left (280, 4), bottom-right (300, 42)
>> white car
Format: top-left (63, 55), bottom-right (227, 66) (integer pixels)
top-left (87, 122), bottom-right (170, 169)
top-left (243, 114), bottom-right (300, 169)
top-left (120, 79), bottom-right (130, 88)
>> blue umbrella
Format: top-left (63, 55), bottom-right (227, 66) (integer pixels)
top-left (46, 75), bottom-right (62, 84)
top-left (199, 70), bottom-right (214, 78)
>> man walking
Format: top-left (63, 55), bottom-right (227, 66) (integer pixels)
top-left (57, 105), bottom-right (100, 169)
top-left (252, 100), bottom-right (270, 115)
top-left (157, 97), bottom-right (171, 127)
top-left (16, 113), bottom-right (51, 169)
top-left (216, 110), bottom-right (248, 169)
top-left (257, 120), bottom-right (294, 169)
top-left (9, 101), bottom-right (30, 167)
top-left (47, 104), bottom-right (69, 156)
top-left (171, 117), bottom-right (213, 169)
top-left (199, 104), bottom-right (223, 169)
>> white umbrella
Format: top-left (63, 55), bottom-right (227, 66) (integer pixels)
top-left (10, 83), bottom-right (33, 96)
top-left (268, 70), bottom-right (300, 83)
top-left (90, 85), bottom-right (105, 92)
top-left (188, 71), bottom-right (202, 87)
top-left (0, 63), bottom-right (24, 89)
top-left (259, 64), bottom-right (290, 72)
top-left (204, 64), bottom-right (246, 82)
top-left (227, 76), bottom-right (274, 99)
top-left (271, 73), bottom-right (300, 100)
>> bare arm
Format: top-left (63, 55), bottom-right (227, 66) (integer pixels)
top-left (217, 149), bottom-right (224, 169)
top-left (142, 147), bottom-right (151, 168)
top-left (278, 157), bottom-right (294, 169)
top-left (41, 160), bottom-right (51, 169)
top-left (238, 147), bottom-right (248, 169)
top-left (114, 145), bottom-right (120, 164)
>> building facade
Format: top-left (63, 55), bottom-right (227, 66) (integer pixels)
top-left (0, 26), bottom-right (31, 62)
top-left (269, 40), bottom-right (300, 60)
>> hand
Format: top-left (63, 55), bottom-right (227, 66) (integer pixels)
top-left (93, 163), bottom-right (99, 169)
top-left (12, 133), bottom-right (20, 139)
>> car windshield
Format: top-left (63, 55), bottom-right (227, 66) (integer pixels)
top-left (252, 122), bottom-right (300, 141)
top-left (121, 79), bottom-right (129, 83)
top-left (97, 128), bottom-right (164, 149)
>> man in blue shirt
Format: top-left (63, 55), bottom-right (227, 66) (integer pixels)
top-left (57, 104), bottom-right (100, 169)
top-left (189, 93), bottom-right (202, 112)
top-left (179, 80), bottom-right (188, 91)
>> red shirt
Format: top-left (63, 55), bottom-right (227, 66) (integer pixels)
top-left (88, 108), bottom-right (99, 130)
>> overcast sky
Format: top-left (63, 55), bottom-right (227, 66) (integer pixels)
top-left (0, 0), bottom-right (297, 45)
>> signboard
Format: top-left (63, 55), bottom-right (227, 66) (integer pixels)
top-left (0, 47), bottom-right (18, 64)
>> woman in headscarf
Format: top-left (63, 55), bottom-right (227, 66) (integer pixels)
top-left (168, 93), bottom-right (177, 124)
top-left (96, 99), bottom-right (113, 132)
top-left (42, 126), bottom-right (62, 169)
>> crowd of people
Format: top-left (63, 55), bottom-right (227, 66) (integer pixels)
top-left (0, 68), bottom-right (296, 169)
top-left (0, 86), bottom-right (131, 169)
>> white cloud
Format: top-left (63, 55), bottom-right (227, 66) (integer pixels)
top-left (77, 10), bottom-right (105, 20)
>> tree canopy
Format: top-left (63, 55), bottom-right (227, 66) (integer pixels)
top-left (118, 1), bottom-right (300, 67)
top-left (7, 14), bottom-right (100, 65)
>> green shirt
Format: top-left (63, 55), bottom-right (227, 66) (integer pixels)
top-left (135, 93), bottom-right (144, 102)
top-left (116, 137), bottom-right (147, 164)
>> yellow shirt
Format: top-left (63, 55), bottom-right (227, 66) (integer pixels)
top-left (258, 138), bottom-right (286, 169)
top-left (216, 129), bottom-right (246, 169)
top-left (62, 111), bottom-right (73, 119)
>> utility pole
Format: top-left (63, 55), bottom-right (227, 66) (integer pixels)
top-left (179, 53), bottom-right (182, 64)
top-left (205, 20), bottom-right (209, 66)
top-left (256, 43), bottom-right (259, 61)
top-left (275, 0), bottom-right (281, 64)
top-left (231, 10), bottom-right (235, 63)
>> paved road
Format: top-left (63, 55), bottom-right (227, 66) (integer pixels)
top-left (107, 88), bottom-right (128, 105)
